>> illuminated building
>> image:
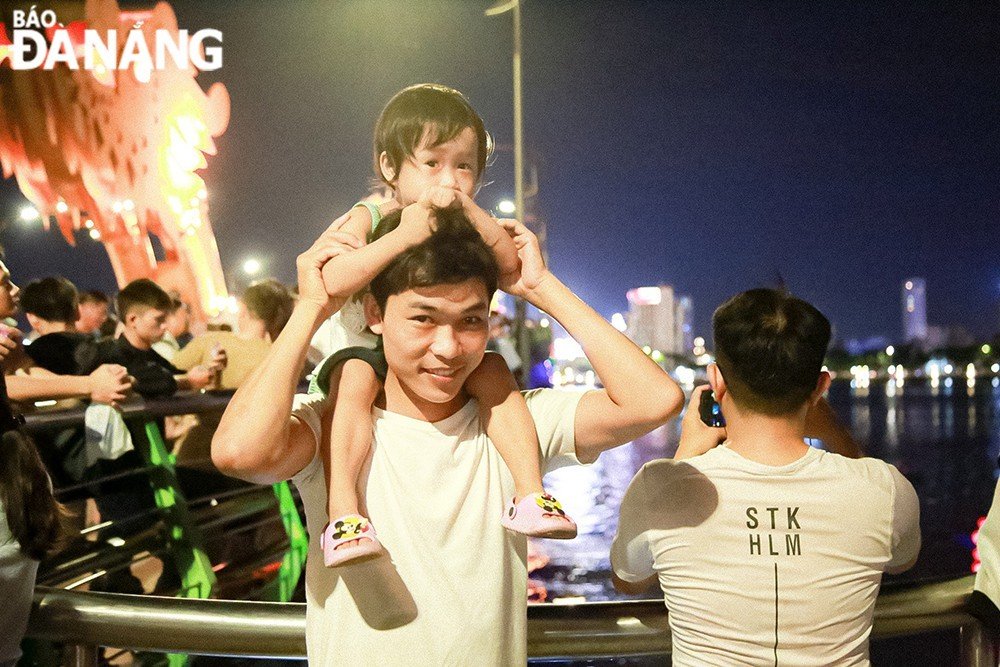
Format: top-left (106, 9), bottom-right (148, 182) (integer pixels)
top-left (676, 296), bottom-right (694, 354)
top-left (902, 278), bottom-right (928, 343)
top-left (625, 285), bottom-right (692, 356)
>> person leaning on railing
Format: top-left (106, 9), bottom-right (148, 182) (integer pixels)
top-left (612, 289), bottom-right (921, 666)
top-left (0, 261), bottom-right (133, 408)
top-left (0, 261), bottom-right (134, 486)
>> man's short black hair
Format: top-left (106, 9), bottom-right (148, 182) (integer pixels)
top-left (116, 279), bottom-right (172, 320)
top-left (21, 277), bottom-right (79, 324)
top-left (712, 288), bottom-right (831, 416)
top-left (368, 209), bottom-right (499, 312)
top-left (78, 290), bottom-right (110, 306)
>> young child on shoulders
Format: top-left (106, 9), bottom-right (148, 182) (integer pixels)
top-left (312, 83), bottom-right (577, 567)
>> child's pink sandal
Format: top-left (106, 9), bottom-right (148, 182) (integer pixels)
top-left (320, 514), bottom-right (382, 567)
top-left (501, 492), bottom-right (578, 539)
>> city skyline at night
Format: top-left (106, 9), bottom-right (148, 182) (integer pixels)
top-left (1, 1), bottom-right (997, 343)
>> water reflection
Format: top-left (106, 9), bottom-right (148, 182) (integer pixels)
top-left (531, 379), bottom-right (1000, 602)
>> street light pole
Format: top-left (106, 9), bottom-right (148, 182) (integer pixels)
top-left (487, 0), bottom-right (531, 385)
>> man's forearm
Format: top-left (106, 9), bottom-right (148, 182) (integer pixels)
top-left (6, 373), bottom-right (91, 402)
top-left (212, 300), bottom-right (329, 476)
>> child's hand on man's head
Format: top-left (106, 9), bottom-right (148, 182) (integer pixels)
top-left (417, 184), bottom-right (464, 211)
top-left (496, 217), bottom-right (548, 299)
top-left (398, 190), bottom-right (453, 240)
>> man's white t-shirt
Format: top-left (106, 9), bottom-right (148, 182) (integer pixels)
top-left (612, 445), bottom-right (920, 667)
top-left (290, 388), bottom-right (584, 666)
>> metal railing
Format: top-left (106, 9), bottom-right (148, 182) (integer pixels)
top-left (19, 394), bottom-right (999, 664)
top-left (25, 575), bottom-right (996, 663)
top-left (20, 391), bottom-right (308, 665)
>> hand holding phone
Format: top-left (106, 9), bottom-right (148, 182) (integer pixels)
top-left (699, 389), bottom-right (726, 428)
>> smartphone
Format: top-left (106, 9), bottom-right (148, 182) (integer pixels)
top-left (698, 389), bottom-right (726, 428)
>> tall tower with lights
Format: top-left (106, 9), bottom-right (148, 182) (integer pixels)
top-left (902, 278), bottom-right (928, 343)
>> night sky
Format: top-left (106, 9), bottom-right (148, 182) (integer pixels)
top-left (1, 1), bottom-right (997, 344)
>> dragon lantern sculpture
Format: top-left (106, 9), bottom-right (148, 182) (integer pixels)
top-left (0, 0), bottom-right (230, 318)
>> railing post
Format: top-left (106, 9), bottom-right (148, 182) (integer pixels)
top-left (137, 419), bottom-right (217, 599)
top-left (136, 419), bottom-right (218, 667)
top-left (268, 481), bottom-right (308, 602)
top-left (61, 643), bottom-right (98, 666)
top-left (960, 621), bottom-right (997, 667)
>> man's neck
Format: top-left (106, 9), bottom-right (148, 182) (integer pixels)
top-left (122, 329), bottom-right (153, 350)
top-left (723, 408), bottom-right (810, 466)
top-left (35, 320), bottom-right (74, 336)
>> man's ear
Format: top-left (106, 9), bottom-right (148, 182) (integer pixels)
top-left (363, 294), bottom-right (384, 335)
top-left (707, 363), bottom-right (727, 402)
top-left (810, 370), bottom-right (832, 405)
top-left (378, 151), bottom-right (396, 184)
top-left (24, 313), bottom-right (41, 331)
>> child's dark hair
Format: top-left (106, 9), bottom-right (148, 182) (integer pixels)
top-left (374, 84), bottom-right (492, 186)
top-left (0, 379), bottom-right (65, 560)
top-left (116, 278), bottom-right (171, 320)
top-left (368, 209), bottom-right (499, 312)
top-left (712, 288), bottom-right (831, 416)
top-left (21, 276), bottom-right (79, 324)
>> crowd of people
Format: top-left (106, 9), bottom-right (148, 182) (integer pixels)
top-left (0, 254), bottom-right (309, 662)
top-left (10, 82), bottom-right (991, 667)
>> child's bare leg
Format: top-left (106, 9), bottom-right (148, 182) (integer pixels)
top-left (320, 359), bottom-right (381, 551)
top-left (466, 352), bottom-right (545, 501)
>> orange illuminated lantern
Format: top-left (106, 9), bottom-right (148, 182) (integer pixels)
top-left (0, 0), bottom-right (230, 320)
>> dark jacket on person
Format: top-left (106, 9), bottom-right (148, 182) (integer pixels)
top-left (25, 331), bottom-right (98, 377)
top-left (25, 333), bottom-right (179, 399)
top-left (92, 337), bottom-right (180, 399)
top-left (21, 334), bottom-right (180, 487)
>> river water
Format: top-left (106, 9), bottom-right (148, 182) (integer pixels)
top-left (531, 377), bottom-right (1000, 602)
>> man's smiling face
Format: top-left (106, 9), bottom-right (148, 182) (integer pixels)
top-left (368, 278), bottom-right (491, 423)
